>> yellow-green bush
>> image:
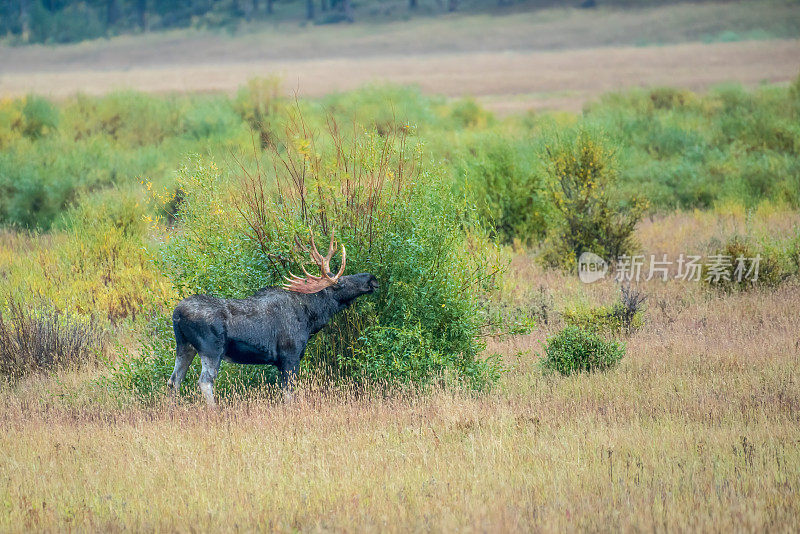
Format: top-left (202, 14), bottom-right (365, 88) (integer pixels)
top-left (0, 95), bottom-right (59, 147)
top-left (538, 127), bottom-right (647, 270)
top-left (0, 98), bottom-right (24, 149)
top-left (0, 190), bottom-right (171, 325)
top-left (62, 92), bottom-right (182, 147)
top-left (562, 284), bottom-right (646, 335)
top-left (449, 98), bottom-right (493, 129)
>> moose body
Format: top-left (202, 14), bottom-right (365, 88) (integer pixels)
top-left (168, 232), bottom-right (377, 405)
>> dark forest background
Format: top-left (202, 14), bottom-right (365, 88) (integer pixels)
top-left (1, 0), bottom-right (711, 45)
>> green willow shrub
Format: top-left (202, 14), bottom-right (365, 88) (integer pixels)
top-left (541, 325), bottom-right (625, 376)
top-left (562, 305), bottom-right (624, 335)
top-left (62, 92), bottom-right (183, 147)
top-left (454, 135), bottom-right (550, 245)
top-left (0, 137), bottom-right (115, 229)
top-left (111, 113), bottom-right (502, 398)
top-left (538, 127), bottom-right (647, 270)
top-left (182, 96), bottom-right (244, 141)
top-left (0, 91), bottom-right (252, 230)
top-left (321, 84), bottom-right (443, 136)
top-left (648, 87), bottom-right (700, 111)
top-left (449, 98), bottom-right (493, 129)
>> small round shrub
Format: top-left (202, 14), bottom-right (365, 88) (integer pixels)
top-left (449, 98), bottom-right (493, 129)
top-left (648, 87), bottom-right (699, 111)
top-left (541, 326), bottom-right (625, 376)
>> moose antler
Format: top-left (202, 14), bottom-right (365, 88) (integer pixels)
top-left (283, 230), bottom-right (346, 294)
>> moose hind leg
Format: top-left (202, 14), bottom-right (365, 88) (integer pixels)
top-left (168, 342), bottom-right (196, 395)
top-left (198, 351), bottom-right (223, 407)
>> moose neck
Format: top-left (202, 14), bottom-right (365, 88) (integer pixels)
top-left (300, 289), bottom-right (346, 335)
top-left (300, 282), bottom-right (368, 335)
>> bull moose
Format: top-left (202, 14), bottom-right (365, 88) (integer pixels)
top-left (168, 231), bottom-right (379, 405)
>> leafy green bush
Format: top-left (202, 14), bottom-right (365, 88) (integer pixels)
top-left (538, 127), bottom-right (647, 269)
top-left (182, 97), bottom-right (244, 141)
top-left (0, 138), bottom-right (103, 228)
top-left (454, 134), bottom-right (549, 245)
top-left (714, 85), bottom-right (799, 154)
top-left (321, 84), bottom-right (443, 136)
top-left (449, 98), bottom-right (493, 129)
top-left (62, 92), bottom-right (184, 147)
top-left (111, 115), bottom-right (502, 399)
top-left (0, 135), bottom-right (160, 229)
top-left (540, 325), bottom-right (625, 376)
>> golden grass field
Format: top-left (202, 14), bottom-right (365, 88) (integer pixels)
top-left (2, 208), bottom-right (799, 532)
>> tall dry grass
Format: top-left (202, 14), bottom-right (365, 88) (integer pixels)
top-left (1, 209), bottom-right (799, 532)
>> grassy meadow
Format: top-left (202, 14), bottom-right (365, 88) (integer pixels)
top-left (1, 72), bottom-right (800, 531)
top-left (2, 209), bottom-right (800, 531)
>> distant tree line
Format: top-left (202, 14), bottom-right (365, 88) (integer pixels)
top-left (0, 0), bottom-right (601, 44)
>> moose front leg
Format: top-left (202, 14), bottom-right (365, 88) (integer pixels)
top-left (279, 353), bottom-right (302, 403)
